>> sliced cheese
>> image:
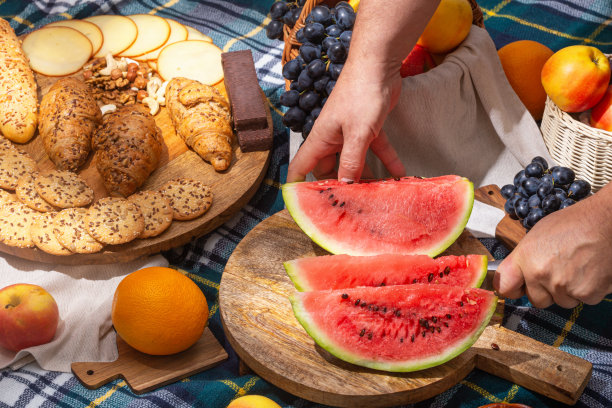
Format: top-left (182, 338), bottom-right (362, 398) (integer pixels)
top-left (135, 18), bottom-right (187, 61)
top-left (46, 19), bottom-right (104, 57)
top-left (84, 15), bottom-right (138, 58)
top-left (119, 14), bottom-right (170, 57)
top-left (157, 40), bottom-right (223, 85)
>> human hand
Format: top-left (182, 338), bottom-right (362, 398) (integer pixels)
top-left (493, 193), bottom-right (612, 308)
top-left (286, 62), bottom-right (406, 182)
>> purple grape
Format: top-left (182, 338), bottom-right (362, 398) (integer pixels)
top-left (567, 180), bottom-right (591, 200)
top-left (280, 90), bottom-right (299, 107)
top-left (500, 184), bottom-right (516, 199)
top-left (270, 2), bottom-right (289, 20)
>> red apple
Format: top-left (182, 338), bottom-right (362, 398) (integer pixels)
top-left (541, 45), bottom-right (611, 112)
top-left (590, 84), bottom-right (612, 132)
top-left (400, 44), bottom-right (436, 78)
top-left (0, 283), bottom-right (59, 351)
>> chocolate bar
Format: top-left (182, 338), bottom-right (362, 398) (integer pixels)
top-left (237, 128), bottom-right (273, 152)
top-left (221, 50), bottom-right (268, 132)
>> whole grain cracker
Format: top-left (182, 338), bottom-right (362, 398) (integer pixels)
top-left (53, 208), bottom-right (104, 253)
top-left (35, 170), bottom-right (94, 208)
top-left (16, 173), bottom-right (57, 212)
top-left (0, 189), bottom-right (16, 207)
top-left (128, 190), bottom-right (173, 238)
top-left (159, 178), bottom-right (213, 221)
top-left (0, 135), bottom-right (16, 153)
top-left (30, 212), bottom-right (72, 255)
top-left (0, 200), bottom-right (40, 248)
top-left (0, 149), bottom-right (37, 190)
top-left (85, 197), bottom-right (144, 245)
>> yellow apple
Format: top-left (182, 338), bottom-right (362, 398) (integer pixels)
top-left (541, 45), bottom-right (611, 112)
top-left (0, 283), bottom-right (59, 351)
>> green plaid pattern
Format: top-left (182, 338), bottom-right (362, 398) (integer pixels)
top-left (0, 1), bottom-right (610, 407)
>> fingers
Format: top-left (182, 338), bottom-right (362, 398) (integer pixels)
top-left (288, 135), bottom-right (339, 183)
top-left (369, 129), bottom-right (406, 178)
top-left (337, 127), bottom-right (373, 182)
top-left (551, 291), bottom-right (580, 309)
top-left (494, 257), bottom-right (526, 299)
top-left (312, 155), bottom-right (338, 180)
top-left (524, 283), bottom-right (554, 309)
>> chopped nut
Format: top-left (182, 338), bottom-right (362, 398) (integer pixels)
top-left (146, 76), bottom-right (162, 96)
top-left (100, 104), bottom-right (117, 115)
top-left (99, 53), bottom-right (119, 76)
top-left (137, 90), bottom-right (148, 102)
top-left (126, 70), bottom-right (137, 82)
top-left (142, 97), bottom-right (159, 115)
top-left (115, 78), bottom-right (129, 88)
top-left (133, 76), bottom-right (147, 89)
top-left (127, 63), bottom-right (138, 72)
top-left (118, 93), bottom-right (133, 105)
top-left (110, 68), bottom-right (122, 80)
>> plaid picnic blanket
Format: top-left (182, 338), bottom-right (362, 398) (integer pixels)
top-left (0, 0), bottom-right (610, 407)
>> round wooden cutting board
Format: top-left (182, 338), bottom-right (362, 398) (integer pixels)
top-left (0, 71), bottom-right (270, 264)
top-left (220, 210), bottom-right (592, 407)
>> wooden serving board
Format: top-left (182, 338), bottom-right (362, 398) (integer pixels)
top-left (219, 210), bottom-right (592, 407)
top-left (0, 70), bottom-right (271, 264)
top-left (71, 327), bottom-right (228, 394)
top-left (474, 185), bottom-right (526, 250)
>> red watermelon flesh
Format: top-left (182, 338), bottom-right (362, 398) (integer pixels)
top-left (290, 285), bottom-right (497, 372)
top-left (282, 176), bottom-right (474, 256)
top-left (284, 254), bottom-right (487, 291)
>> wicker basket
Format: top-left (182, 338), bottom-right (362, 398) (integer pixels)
top-left (281, 0), bottom-right (485, 89)
top-left (541, 83), bottom-right (612, 193)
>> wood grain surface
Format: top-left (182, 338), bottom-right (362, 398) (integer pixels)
top-left (71, 327), bottom-right (228, 394)
top-left (475, 185), bottom-right (526, 250)
top-left (220, 210), bottom-right (591, 407)
top-left (0, 70), bottom-right (270, 264)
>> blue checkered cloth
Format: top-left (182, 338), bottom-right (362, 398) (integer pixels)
top-left (0, 1), bottom-right (610, 407)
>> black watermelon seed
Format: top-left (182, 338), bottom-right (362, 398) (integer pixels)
top-left (373, 306), bottom-right (379, 311)
top-left (341, 293), bottom-right (348, 299)
top-left (430, 327), bottom-right (435, 333)
top-left (339, 202), bottom-right (345, 207)
top-left (411, 334), bottom-right (415, 342)
top-left (394, 177), bottom-right (400, 181)
top-left (346, 180), bottom-right (354, 184)
top-left (432, 316), bottom-right (437, 323)
top-left (412, 279), bottom-right (418, 284)
top-left (428, 273), bottom-right (434, 282)
top-left (444, 266), bottom-right (450, 275)
top-left (361, 302), bottom-right (367, 307)
top-left (491, 343), bottom-right (500, 350)
top-left (444, 322), bottom-right (449, 327)
top-left (332, 200), bottom-right (338, 206)
top-left (329, 194), bottom-right (334, 199)
top-left (459, 301), bottom-right (464, 307)
top-left (380, 282), bottom-right (385, 286)
top-left (360, 329), bottom-right (365, 337)
top-left (419, 318), bottom-right (427, 327)
top-left (436, 327), bottom-right (441, 333)
top-left (382, 307), bottom-right (387, 313)
top-left (394, 310), bottom-right (401, 317)
top-left (439, 272), bottom-right (444, 278)
top-left (368, 305), bottom-right (372, 310)
top-left (422, 331), bottom-right (426, 337)
top-left (355, 299), bottom-right (360, 305)
top-left (400, 337), bottom-right (404, 343)
top-left (319, 190), bottom-right (324, 193)
top-left (368, 332), bottom-right (373, 340)
top-left (446, 314), bottom-right (452, 319)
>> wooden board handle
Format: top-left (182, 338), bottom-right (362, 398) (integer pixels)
top-left (71, 361), bottom-right (122, 389)
top-left (474, 184), bottom-right (506, 210)
top-left (474, 326), bottom-right (592, 405)
top-left (474, 185), bottom-right (525, 250)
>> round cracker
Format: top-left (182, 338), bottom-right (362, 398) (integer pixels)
top-left (53, 208), bottom-right (104, 254)
top-left (128, 190), bottom-right (173, 238)
top-left (0, 200), bottom-right (40, 248)
top-left (85, 197), bottom-right (144, 245)
top-left (30, 212), bottom-right (72, 255)
top-left (159, 178), bottom-right (213, 221)
top-left (16, 173), bottom-right (58, 212)
top-left (35, 170), bottom-right (94, 208)
top-left (0, 135), bottom-right (16, 153)
top-left (0, 149), bottom-right (37, 190)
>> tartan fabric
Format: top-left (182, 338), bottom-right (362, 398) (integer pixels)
top-left (0, 0), bottom-right (610, 407)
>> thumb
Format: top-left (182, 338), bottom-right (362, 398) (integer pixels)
top-left (337, 130), bottom-right (372, 182)
top-left (494, 256), bottom-right (526, 299)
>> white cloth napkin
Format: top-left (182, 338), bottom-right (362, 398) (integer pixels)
top-left (289, 26), bottom-right (553, 233)
top-left (0, 253), bottom-right (168, 373)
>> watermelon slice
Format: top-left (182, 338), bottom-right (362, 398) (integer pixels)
top-left (284, 254), bottom-right (487, 291)
top-left (290, 285), bottom-right (497, 372)
top-left (282, 176), bottom-right (474, 256)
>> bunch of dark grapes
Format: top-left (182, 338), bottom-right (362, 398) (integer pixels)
top-left (501, 157), bottom-right (591, 231)
top-left (280, 1), bottom-right (355, 138)
top-left (266, 0), bottom-right (306, 40)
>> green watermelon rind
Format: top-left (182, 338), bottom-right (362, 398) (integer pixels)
top-left (282, 178), bottom-right (475, 257)
top-left (284, 254), bottom-right (488, 292)
top-left (290, 291), bottom-right (498, 372)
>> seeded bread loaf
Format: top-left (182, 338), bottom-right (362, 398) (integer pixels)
top-left (165, 77), bottom-right (234, 171)
top-left (39, 77), bottom-right (102, 171)
top-left (93, 105), bottom-right (163, 197)
top-left (0, 18), bottom-right (38, 143)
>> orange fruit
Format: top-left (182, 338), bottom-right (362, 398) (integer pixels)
top-left (227, 395), bottom-right (282, 408)
top-left (497, 40), bottom-right (554, 120)
top-left (417, 0), bottom-right (473, 54)
top-left (111, 266), bottom-right (209, 355)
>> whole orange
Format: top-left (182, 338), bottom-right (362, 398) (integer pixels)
top-left (498, 40), bottom-right (554, 120)
top-left (111, 266), bottom-right (209, 355)
top-left (417, 0), bottom-right (473, 54)
top-left (227, 395), bottom-right (281, 408)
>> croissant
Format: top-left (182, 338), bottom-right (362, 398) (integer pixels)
top-left (93, 105), bottom-right (163, 197)
top-left (165, 77), bottom-right (233, 171)
top-left (0, 18), bottom-right (38, 143)
top-left (39, 77), bottom-right (102, 171)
